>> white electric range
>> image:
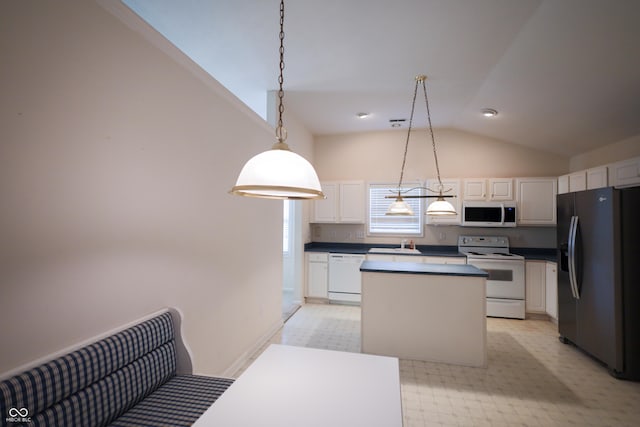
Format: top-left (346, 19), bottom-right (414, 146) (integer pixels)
top-left (458, 236), bottom-right (525, 319)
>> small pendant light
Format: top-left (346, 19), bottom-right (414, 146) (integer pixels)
top-left (386, 75), bottom-right (456, 216)
top-left (230, 0), bottom-right (324, 200)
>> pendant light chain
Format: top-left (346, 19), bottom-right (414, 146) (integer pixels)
top-left (229, 0), bottom-right (324, 200)
top-left (396, 77), bottom-right (420, 194)
top-left (275, 0), bottom-right (286, 143)
top-left (421, 78), bottom-right (444, 190)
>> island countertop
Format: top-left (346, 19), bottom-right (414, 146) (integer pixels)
top-left (360, 260), bottom-right (488, 277)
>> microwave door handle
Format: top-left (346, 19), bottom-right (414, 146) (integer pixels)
top-left (500, 203), bottom-right (505, 225)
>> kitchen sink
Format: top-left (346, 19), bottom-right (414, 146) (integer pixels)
top-left (368, 247), bottom-right (421, 255)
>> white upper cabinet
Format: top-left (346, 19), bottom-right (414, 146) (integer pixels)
top-left (568, 172), bottom-right (587, 192)
top-left (313, 182), bottom-right (338, 222)
top-left (463, 178), bottom-right (513, 201)
top-left (516, 178), bottom-right (557, 226)
top-left (313, 181), bottom-right (365, 223)
top-left (339, 181), bottom-right (366, 223)
top-left (586, 166), bottom-right (608, 190)
top-left (463, 179), bottom-right (486, 200)
top-left (558, 156), bottom-right (639, 194)
top-left (425, 179), bottom-right (462, 225)
top-left (557, 175), bottom-right (569, 194)
top-left (610, 157), bottom-right (640, 188)
top-left (489, 178), bottom-right (514, 200)
top-left (559, 167), bottom-right (607, 194)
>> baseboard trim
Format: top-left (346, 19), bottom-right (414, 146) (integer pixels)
top-left (221, 318), bottom-right (283, 378)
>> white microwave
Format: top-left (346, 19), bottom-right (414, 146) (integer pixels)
top-left (462, 201), bottom-right (517, 227)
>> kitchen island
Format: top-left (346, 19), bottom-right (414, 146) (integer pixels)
top-left (360, 260), bottom-right (488, 367)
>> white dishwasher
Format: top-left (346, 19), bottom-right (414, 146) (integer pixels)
top-left (328, 254), bottom-right (365, 303)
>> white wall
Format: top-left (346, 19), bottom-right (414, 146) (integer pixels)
top-left (314, 128), bottom-right (568, 182)
top-left (0, 0), bottom-right (284, 376)
top-left (569, 134), bottom-right (640, 171)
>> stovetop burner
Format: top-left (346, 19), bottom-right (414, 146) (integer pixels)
top-left (458, 235), bottom-right (524, 261)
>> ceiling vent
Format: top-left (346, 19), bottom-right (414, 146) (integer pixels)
top-left (389, 119), bottom-right (406, 128)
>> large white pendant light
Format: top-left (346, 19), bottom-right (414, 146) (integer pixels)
top-left (386, 75), bottom-right (456, 216)
top-left (230, 0), bottom-right (324, 200)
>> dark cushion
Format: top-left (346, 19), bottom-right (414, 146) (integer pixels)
top-left (108, 375), bottom-right (235, 427)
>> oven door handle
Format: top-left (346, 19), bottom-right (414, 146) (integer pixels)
top-left (568, 215), bottom-right (580, 300)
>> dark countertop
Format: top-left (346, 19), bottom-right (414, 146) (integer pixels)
top-left (304, 242), bottom-right (464, 257)
top-left (305, 242), bottom-right (557, 261)
top-left (360, 260), bottom-right (489, 277)
top-left (511, 247), bottom-right (557, 262)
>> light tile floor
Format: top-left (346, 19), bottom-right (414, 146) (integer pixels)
top-left (234, 303), bottom-right (640, 427)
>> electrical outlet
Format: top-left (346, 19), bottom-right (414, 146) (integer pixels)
top-left (439, 232), bottom-right (446, 241)
top-left (356, 230), bottom-right (365, 239)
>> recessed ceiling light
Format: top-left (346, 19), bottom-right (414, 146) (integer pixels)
top-left (356, 112), bottom-right (369, 119)
top-left (482, 108), bottom-right (498, 117)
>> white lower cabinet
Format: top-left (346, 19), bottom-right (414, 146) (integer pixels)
top-left (366, 254), bottom-right (424, 263)
top-left (366, 254), bottom-right (466, 264)
top-left (525, 261), bottom-right (546, 314)
top-left (545, 261), bottom-right (558, 321)
top-left (424, 256), bottom-right (466, 265)
top-left (306, 253), bottom-right (328, 299)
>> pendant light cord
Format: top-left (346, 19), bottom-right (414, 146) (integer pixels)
top-left (421, 78), bottom-right (444, 191)
top-left (396, 77), bottom-right (420, 195)
top-left (275, 0), bottom-right (287, 144)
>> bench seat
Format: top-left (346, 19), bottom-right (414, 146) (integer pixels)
top-left (109, 375), bottom-right (234, 427)
top-left (0, 310), bottom-right (233, 427)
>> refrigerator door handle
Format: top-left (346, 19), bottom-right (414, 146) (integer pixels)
top-left (568, 215), bottom-right (580, 300)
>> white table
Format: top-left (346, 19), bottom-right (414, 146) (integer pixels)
top-left (193, 344), bottom-right (403, 427)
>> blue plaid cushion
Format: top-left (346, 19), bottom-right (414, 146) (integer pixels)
top-left (0, 312), bottom-right (176, 426)
top-left (108, 375), bottom-right (235, 427)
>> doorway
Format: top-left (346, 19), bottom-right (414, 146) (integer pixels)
top-left (282, 200), bottom-right (302, 321)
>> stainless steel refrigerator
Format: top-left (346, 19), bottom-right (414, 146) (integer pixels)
top-left (557, 186), bottom-right (640, 380)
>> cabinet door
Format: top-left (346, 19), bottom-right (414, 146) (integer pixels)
top-left (525, 261), bottom-right (546, 313)
top-left (489, 179), bottom-right (513, 200)
top-left (425, 256), bottom-right (466, 265)
top-left (394, 255), bottom-right (425, 263)
top-left (313, 182), bottom-right (337, 222)
top-left (586, 166), bottom-right (608, 190)
top-left (463, 179), bottom-right (486, 200)
top-left (366, 254), bottom-right (394, 262)
top-left (339, 181), bottom-right (365, 223)
top-left (516, 178), bottom-right (557, 225)
top-left (558, 175), bottom-right (569, 194)
top-left (611, 157), bottom-right (640, 188)
top-left (425, 179), bottom-right (461, 225)
top-left (568, 172), bottom-right (587, 192)
top-left (307, 259), bottom-right (328, 298)
top-left (545, 262), bottom-right (558, 320)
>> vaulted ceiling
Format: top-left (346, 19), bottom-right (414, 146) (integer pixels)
top-left (124, 0), bottom-right (640, 157)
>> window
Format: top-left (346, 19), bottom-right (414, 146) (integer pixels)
top-left (368, 182), bottom-right (423, 236)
